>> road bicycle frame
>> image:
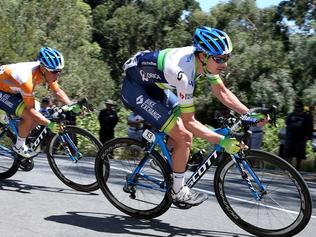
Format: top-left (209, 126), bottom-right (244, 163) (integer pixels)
top-left (127, 127), bottom-right (267, 201)
top-left (0, 115), bottom-right (82, 163)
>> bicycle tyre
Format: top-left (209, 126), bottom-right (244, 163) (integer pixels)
top-left (95, 138), bottom-right (173, 219)
top-left (0, 124), bottom-right (19, 179)
top-left (214, 149), bottom-right (312, 237)
top-left (47, 125), bottom-right (102, 192)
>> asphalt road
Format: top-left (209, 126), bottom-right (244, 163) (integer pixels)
top-left (0, 155), bottom-right (316, 237)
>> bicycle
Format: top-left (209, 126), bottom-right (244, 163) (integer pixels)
top-left (95, 107), bottom-right (312, 237)
top-left (0, 98), bottom-right (102, 192)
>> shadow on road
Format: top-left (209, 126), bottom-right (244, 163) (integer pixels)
top-left (0, 179), bottom-right (97, 196)
top-left (45, 211), bottom-right (253, 237)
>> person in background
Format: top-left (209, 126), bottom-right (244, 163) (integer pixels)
top-left (39, 97), bottom-right (52, 117)
top-left (98, 99), bottom-right (119, 144)
top-left (249, 125), bottom-right (263, 149)
top-left (37, 97), bottom-right (52, 152)
top-left (278, 127), bottom-right (286, 158)
top-left (127, 111), bottom-right (144, 141)
top-left (284, 100), bottom-right (313, 170)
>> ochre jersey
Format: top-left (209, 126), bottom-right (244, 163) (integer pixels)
top-left (0, 62), bottom-right (60, 107)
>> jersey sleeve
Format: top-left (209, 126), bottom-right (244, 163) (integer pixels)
top-left (206, 74), bottom-right (223, 85)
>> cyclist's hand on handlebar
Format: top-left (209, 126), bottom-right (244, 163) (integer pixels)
top-left (47, 121), bottom-right (61, 134)
top-left (62, 104), bottom-right (82, 114)
top-left (68, 104), bottom-right (82, 114)
top-left (257, 114), bottom-right (269, 127)
top-left (241, 112), bottom-right (269, 127)
top-left (220, 137), bottom-right (241, 154)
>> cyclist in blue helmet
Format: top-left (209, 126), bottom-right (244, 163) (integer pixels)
top-left (121, 26), bottom-right (268, 207)
top-left (38, 47), bottom-right (65, 71)
top-left (0, 47), bottom-right (80, 158)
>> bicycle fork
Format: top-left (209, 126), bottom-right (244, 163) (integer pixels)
top-left (58, 133), bottom-right (82, 163)
top-left (231, 153), bottom-right (267, 201)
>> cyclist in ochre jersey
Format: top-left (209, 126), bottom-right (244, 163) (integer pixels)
top-left (121, 26), bottom-right (268, 206)
top-left (0, 47), bottom-right (80, 158)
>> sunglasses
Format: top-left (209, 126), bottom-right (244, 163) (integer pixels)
top-left (211, 55), bottom-right (230, 64)
top-left (46, 68), bottom-right (62, 74)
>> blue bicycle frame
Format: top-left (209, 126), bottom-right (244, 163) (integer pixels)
top-left (0, 117), bottom-right (19, 157)
top-left (0, 114), bottom-right (82, 163)
top-left (126, 127), bottom-right (267, 201)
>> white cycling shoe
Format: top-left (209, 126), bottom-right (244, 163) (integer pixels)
top-left (12, 145), bottom-right (38, 158)
top-left (171, 186), bottom-right (208, 206)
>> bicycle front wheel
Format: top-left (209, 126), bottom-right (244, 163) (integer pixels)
top-left (47, 125), bottom-right (102, 192)
top-left (0, 124), bottom-right (19, 179)
top-left (95, 138), bottom-right (172, 219)
top-left (214, 150), bottom-right (312, 237)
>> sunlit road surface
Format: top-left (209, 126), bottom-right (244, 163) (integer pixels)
top-left (0, 154), bottom-right (315, 237)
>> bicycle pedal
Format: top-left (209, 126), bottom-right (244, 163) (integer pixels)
top-left (18, 158), bottom-right (34, 171)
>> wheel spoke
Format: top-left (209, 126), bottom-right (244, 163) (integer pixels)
top-left (96, 138), bottom-right (172, 219)
top-left (216, 151), bottom-right (311, 236)
top-left (47, 126), bottom-right (101, 192)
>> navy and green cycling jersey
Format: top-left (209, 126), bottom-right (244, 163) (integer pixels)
top-left (121, 46), bottom-right (222, 134)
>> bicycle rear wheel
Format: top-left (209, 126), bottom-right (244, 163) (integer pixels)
top-left (214, 150), bottom-right (312, 237)
top-left (0, 125), bottom-right (19, 179)
top-left (47, 125), bottom-right (102, 192)
top-left (95, 138), bottom-right (172, 219)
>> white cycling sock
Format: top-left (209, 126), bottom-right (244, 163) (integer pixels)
top-left (172, 172), bottom-right (185, 193)
top-left (15, 136), bottom-right (26, 149)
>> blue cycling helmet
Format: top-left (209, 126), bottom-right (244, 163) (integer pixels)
top-left (37, 47), bottom-right (64, 71)
top-left (193, 26), bottom-right (233, 56)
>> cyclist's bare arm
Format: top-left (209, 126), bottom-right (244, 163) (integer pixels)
top-left (211, 81), bottom-right (249, 115)
top-left (23, 105), bottom-right (50, 126)
top-left (181, 112), bottom-right (223, 143)
top-left (52, 87), bottom-right (71, 105)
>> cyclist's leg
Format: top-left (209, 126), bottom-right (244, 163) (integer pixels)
top-left (0, 92), bottom-right (37, 158)
top-left (167, 119), bottom-right (208, 205)
top-left (122, 79), bottom-right (207, 206)
top-left (18, 106), bottom-right (39, 137)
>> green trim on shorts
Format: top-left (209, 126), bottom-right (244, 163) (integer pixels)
top-left (155, 82), bottom-right (170, 89)
top-left (15, 101), bottom-right (26, 117)
top-left (161, 106), bottom-right (180, 134)
top-left (157, 48), bottom-right (172, 71)
top-left (180, 104), bottom-right (195, 113)
top-left (206, 74), bottom-right (222, 85)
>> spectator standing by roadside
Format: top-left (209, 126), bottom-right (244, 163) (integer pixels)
top-left (127, 112), bottom-right (144, 141)
top-left (98, 99), bottom-right (118, 144)
top-left (39, 97), bottom-right (52, 117)
top-left (284, 100), bottom-right (313, 170)
top-left (278, 127), bottom-right (286, 158)
top-left (249, 125), bottom-right (263, 150)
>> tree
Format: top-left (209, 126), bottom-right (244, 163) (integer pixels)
top-left (0, 0), bottom-right (114, 105)
top-left (92, 0), bottom-right (196, 86)
top-left (277, 0), bottom-right (316, 30)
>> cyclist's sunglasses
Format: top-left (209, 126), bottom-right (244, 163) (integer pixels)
top-left (46, 68), bottom-right (62, 74)
top-left (211, 55), bottom-right (230, 64)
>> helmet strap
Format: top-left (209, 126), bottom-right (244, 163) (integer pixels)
top-left (197, 53), bottom-right (213, 78)
top-left (202, 55), bottom-right (210, 75)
